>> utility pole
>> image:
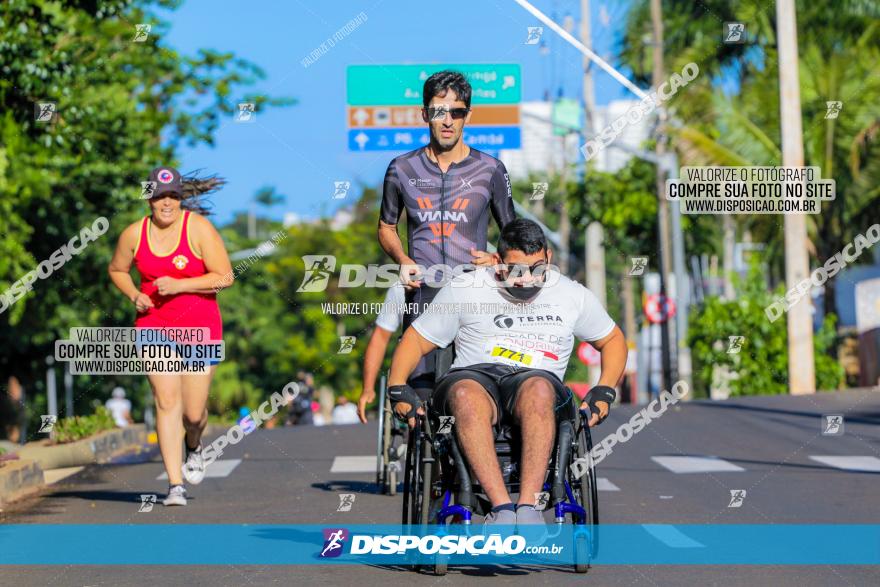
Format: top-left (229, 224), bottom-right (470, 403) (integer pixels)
top-left (666, 157), bottom-right (693, 393)
top-left (64, 362), bottom-right (73, 417)
top-left (586, 222), bottom-right (606, 384)
top-left (586, 223), bottom-right (607, 307)
top-left (558, 140), bottom-right (571, 275)
top-left (579, 0), bottom-right (603, 292)
top-left (580, 0), bottom-right (597, 139)
top-left (46, 356), bottom-right (57, 419)
top-left (248, 204), bottom-right (257, 240)
top-left (722, 216), bottom-right (736, 299)
top-left (650, 0), bottom-right (674, 389)
top-left (776, 0), bottom-right (816, 394)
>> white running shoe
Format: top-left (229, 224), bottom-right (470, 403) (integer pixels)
top-left (182, 445), bottom-right (206, 484)
top-left (516, 504), bottom-right (549, 543)
top-left (483, 505), bottom-right (517, 526)
top-left (162, 484), bottom-right (187, 506)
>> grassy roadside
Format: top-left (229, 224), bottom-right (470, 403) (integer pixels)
top-left (52, 408), bottom-right (117, 444)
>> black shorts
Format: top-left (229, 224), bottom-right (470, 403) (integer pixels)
top-left (431, 363), bottom-right (576, 427)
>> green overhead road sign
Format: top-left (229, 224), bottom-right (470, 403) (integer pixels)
top-left (347, 64), bottom-right (521, 106)
top-left (552, 98), bottom-right (582, 136)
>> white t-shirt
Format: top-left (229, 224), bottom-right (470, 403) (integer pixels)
top-left (412, 268), bottom-right (615, 381)
top-left (332, 403), bottom-right (360, 425)
top-left (374, 282), bottom-right (406, 332)
top-left (105, 397), bottom-right (131, 427)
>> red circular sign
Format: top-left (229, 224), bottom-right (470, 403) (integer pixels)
top-left (644, 294), bottom-right (676, 324)
top-left (577, 341), bottom-right (601, 366)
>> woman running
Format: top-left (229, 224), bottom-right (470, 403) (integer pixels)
top-left (109, 167), bottom-right (233, 506)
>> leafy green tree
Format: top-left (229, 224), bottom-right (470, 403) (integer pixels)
top-left (254, 186), bottom-right (285, 209)
top-left (620, 0), bottom-right (880, 321)
top-left (0, 0), bottom-right (290, 433)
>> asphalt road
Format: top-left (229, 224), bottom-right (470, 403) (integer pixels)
top-left (2, 389), bottom-right (879, 586)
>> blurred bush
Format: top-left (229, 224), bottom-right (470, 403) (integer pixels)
top-left (689, 260), bottom-right (844, 396)
top-left (52, 406), bottom-right (116, 444)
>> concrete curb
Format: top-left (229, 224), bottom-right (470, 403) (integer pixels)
top-left (15, 425), bottom-right (147, 471)
top-left (1, 423), bottom-right (226, 507)
top-left (0, 459), bottom-right (44, 508)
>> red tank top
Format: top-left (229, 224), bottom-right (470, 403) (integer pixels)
top-left (133, 210), bottom-right (223, 339)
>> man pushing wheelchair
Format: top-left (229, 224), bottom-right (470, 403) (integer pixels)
top-left (387, 218), bottom-right (627, 528)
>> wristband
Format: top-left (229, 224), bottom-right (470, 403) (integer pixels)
top-left (388, 384), bottom-right (421, 420)
top-left (587, 385), bottom-right (616, 423)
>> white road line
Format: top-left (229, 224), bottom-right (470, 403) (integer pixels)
top-left (652, 456), bottom-right (745, 474)
top-left (809, 455), bottom-right (880, 472)
top-left (331, 456), bottom-right (377, 474)
top-left (157, 459), bottom-right (241, 480)
top-left (642, 524), bottom-right (705, 548)
top-left (597, 477), bottom-right (620, 491)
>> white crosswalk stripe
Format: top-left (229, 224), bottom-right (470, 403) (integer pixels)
top-left (331, 455), bottom-right (377, 473)
top-left (597, 477), bottom-right (620, 491)
top-left (809, 456), bottom-right (880, 472)
top-left (652, 456), bottom-right (745, 473)
top-left (157, 459), bottom-right (241, 480)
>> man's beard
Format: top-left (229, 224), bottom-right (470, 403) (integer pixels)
top-left (431, 128), bottom-right (459, 151)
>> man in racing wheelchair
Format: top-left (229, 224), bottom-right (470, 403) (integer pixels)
top-left (387, 218), bottom-right (627, 527)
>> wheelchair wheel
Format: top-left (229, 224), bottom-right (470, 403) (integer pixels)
top-left (573, 414), bottom-right (599, 573)
top-left (381, 400), bottom-right (396, 494)
top-left (577, 419), bottom-right (599, 526)
top-left (376, 377), bottom-right (388, 491)
top-left (387, 465), bottom-right (398, 496)
top-left (574, 533), bottom-right (590, 574)
top-left (410, 417), bottom-right (434, 526)
top-left (401, 422), bottom-right (417, 524)
top-left (401, 414), bottom-right (450, 574)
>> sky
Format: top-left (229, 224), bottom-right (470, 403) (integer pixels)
top-left (156, 0), bottom-right (635, 225)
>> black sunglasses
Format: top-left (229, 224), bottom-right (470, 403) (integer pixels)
top-left (497, 258), bottom-right (548, 281)
top-left (426, 107), bottom-right (470, 121)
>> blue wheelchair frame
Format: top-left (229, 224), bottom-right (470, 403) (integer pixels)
top-left (401, 385), bottom-right (600, 574)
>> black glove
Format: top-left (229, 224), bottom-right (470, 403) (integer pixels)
top-left (586, 385), bottom-right (616, 423)
top-left (388, 384), bottom-right (422, 420)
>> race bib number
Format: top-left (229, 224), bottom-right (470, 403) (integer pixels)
top-left (486, 344), bottom-right (541, 368)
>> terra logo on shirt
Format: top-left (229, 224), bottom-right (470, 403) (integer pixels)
top-left (493, 314), bottom-right (515, 328)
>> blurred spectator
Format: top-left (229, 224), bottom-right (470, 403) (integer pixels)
top-left (332, 396), bottom-right (359, 425)
top-left (286, 371), bottom-right (315, 426)
top-left (312, 401), bottom-right (326, 426)
top-left (1, 376), bottom-right (22, 442)
top-left (105, 387), bottom-right (133, 428)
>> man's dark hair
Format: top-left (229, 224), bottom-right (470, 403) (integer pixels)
top-left (423, 70), bottom-right (472, 109)
top-left (497, 218), bottom-right (547, 256)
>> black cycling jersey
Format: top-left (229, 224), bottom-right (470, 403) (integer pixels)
top-left (381, 146), bottom-right (516, 377)
top-left (380, 146), bottom-right (516, 276)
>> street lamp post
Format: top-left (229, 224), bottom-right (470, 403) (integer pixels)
top-left (46, 355), bottom-right (58, 420)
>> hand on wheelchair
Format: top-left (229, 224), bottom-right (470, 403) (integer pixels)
top-left (357, 387), bottom-right (375, 424)
top-left (580, 385), bottom-right (616, 427)
top-left (388, 383), bottom-right (425, 428)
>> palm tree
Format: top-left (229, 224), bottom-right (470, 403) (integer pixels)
top-left (620, 0), bottom-right (880, 320)
top-left (250, 186), bottom-right (286, 239)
